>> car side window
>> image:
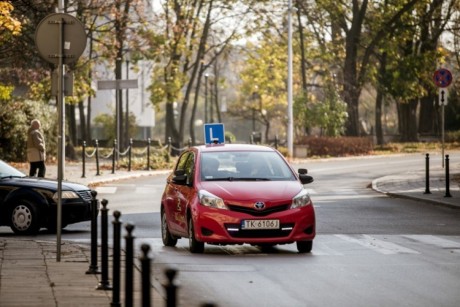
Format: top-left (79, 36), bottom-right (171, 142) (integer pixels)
top-left (175, 152), bottom-right (190, 173)
top-left (175, 151), bottom-right (195, 185)
top-left (184, 152), bottom-right (195, 185)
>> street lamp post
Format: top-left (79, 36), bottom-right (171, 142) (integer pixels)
top-left (125, 52), bottom-right (130, 149)
top-left (287, 0), bottom-right (294, 158)
top-left (205, 73), bottom-right (208, 123)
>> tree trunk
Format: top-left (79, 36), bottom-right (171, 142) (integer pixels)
top-left (398, 99), bottom-right (419, 142)
top-left (375, 52), bottom-right (387, 145)
top-left (418, 95), bottom-right (436, 136)
top-left (78, 100), bottom-right (86, 144)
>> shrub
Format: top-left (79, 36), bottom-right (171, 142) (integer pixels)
top-left (296, 136), bottom-right (374, 157)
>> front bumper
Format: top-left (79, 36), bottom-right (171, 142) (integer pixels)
top-left (192, 204), bottom-right (315, 245)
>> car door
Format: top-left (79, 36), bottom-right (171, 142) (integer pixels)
top-left (166, 151), bottom-right (195, 235)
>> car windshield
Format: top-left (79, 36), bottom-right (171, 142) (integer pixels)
top-left (200, 151), bottom-right (296, 181)
top-left (0, 160), bottom-right (26, 178)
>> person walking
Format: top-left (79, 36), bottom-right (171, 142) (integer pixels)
top-left (27, 119), bottom-right (46, 177)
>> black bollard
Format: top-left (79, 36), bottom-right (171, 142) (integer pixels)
top-left (140, 244), bottom-right (151, 307)
top-left (168, 137), bottom-right (172, 157)
top-left (86, 190), bottom-right (100, 274)
top-left (125, 223), bottom-right (135, 307)
top-left (97, 199), bottom-right (112, 290)
top-left (164, 268), bottom-right (178, 307)
top-left (128, 138), bottom-right (133, 172)
top-left (146, 138), bottom-right (151, 170)
top-left (111, 211), bottom-right (122, 307)
top-left (82, 141), bottom-right (86, 178)
top-left (424, 153), bottom-right (431, 194)
top-left (112, 139), bottom-right (117, 174)
top-left (95, 139), bottom-right (100, 176)
top-left (445, 155), bottom-right (452, 198)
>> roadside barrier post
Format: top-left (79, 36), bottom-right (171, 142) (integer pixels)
top-left (125, 223), bottom-right (135, 307)
top-left (140, 244), bottom-right (151, 307)
top-left (128, 138), bottom-right (133, 172)
top-left (146, 138), bottom-right (151, 170)
top-left (97, 199), bottom-right (112, 290)
top-left (86, 190), bottom-right (100, 274)
top-left (112, 139), bottom-right (117, 174)
top-left (111, 211), bottom-right (122, 307)
top-left (445, 154), bottom-right (452, 198)
top-left (424, 153), bottom-right (431, 194)
top-left (95, 139), bottom-right (100, 176)
top-left (164, 268), bottom-right (178, 307)
top-left (168, 137), bottom-right (172, 157)
top-left (82, 141), bottom-right (86, 178)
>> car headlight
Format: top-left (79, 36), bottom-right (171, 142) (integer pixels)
top-left (290, 189), bottom-right (312, 209)
top-left (53, 191), bottom-right (79, 201)
top-left (198, 190), bottom-right (228, 209)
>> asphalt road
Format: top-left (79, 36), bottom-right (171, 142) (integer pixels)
top-left (14, 153), bottom-right (460, 306)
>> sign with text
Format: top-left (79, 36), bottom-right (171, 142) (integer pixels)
top-left (204, 123), bottom-right (225, 144)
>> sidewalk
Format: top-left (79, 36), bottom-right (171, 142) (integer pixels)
top-left (373, 169), bottom-right (460, 208)
top-left (1, 160), bottom-right (459, 306)
top-left (0, 162), bottom-right (169, 307)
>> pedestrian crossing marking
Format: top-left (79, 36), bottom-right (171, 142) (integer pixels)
top-left (403, 235), bottom-right (460, 250)
top-left (94, 184), bottom-right (165, 195)
top-left (335, 234), bottom-right (420, 255)
top-left (64, 235), bottom-right (460, 257)
top-left (95, 186), bottom-right (117, 194)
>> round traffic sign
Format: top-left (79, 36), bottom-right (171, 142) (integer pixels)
top-left (35, 13), bottom-right (87, 65)
top-left (433, 68), bottom-right (453, 88)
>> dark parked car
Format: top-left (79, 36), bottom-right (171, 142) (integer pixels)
top-left (0, 160), bottom-right (95, 235)
top-left (161, 144), bottom-right (316, 254)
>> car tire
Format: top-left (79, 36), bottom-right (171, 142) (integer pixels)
top-left (188, 216), bottom-right (204, 254)
top-left (10, 200), bottom-right (40, 235)
top-left (296, 240), bottom-right (313, 253)
top-left (161, 209), bottom-right (177, 247)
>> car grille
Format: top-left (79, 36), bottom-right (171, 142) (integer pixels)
top-left (76, 190), bottom-right (92, 202)
top-left (225, 223), bottom-right (294, 238)
top-left (227, 204), bottom-right (289, 217)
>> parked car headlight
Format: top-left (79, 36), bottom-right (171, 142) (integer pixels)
top-left (53, 191), bottom-right (79, 201)
top-left (290, 189), bottom-right (311, 209)
top-left (198, 190), bottom-right (228, 209)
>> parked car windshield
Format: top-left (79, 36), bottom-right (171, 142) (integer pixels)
top-left (0, 160), bottom-right (26, 178)
top-left (200, 151), bottom-right (296, 181)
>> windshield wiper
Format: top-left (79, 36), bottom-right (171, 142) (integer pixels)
top-left (0, 175), bottom-right (25, 179)
top-left (205, 177), bottom-right (271, 181)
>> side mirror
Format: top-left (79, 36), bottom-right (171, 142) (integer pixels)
top-left (172, 169), bottom-right (187, 184)
top-left (298, 168), bottom-right (313, 184)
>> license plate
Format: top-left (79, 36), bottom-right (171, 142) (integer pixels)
top-left (241, 219), bottom-right (279, 230)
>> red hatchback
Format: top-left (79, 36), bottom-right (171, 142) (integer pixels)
top-left (160, 144), bottom-right (315, 253)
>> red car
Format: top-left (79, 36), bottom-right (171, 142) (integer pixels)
top-left (160, 144), bottom-right (315, 253)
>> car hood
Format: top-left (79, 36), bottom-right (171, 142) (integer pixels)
top-left (199, 180), bottom-right (303, 203)
top-left (3, 176), bottom-right (90, 191)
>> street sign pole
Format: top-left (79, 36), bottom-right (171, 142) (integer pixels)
top-left (56, 14), bottom-right (65, 262)
top-left (97, 80), bottom-right (138, 161)
top-left (35, 11), bottom-right (87, 262)
top-left (433, 68), bottom-right (452, 169)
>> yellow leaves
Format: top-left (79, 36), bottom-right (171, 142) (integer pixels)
top-left (0, 84), bottom-right (14, 101)
top-left (0, 1), bottom-right (21, 36)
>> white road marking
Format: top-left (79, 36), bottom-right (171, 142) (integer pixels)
top-left (335, 234), bottom-right (420, 255)
top-left (95, 186), bottom-right (118, 194)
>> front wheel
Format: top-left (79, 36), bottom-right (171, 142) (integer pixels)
top-left (161, 209), bottom-right (177, 247)
top-left (296, 240), bottom-right (313, 253)
top-left (188, 216), bottom-right (204, 254)
top-left (10, 200), bottom-right (40, 235)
